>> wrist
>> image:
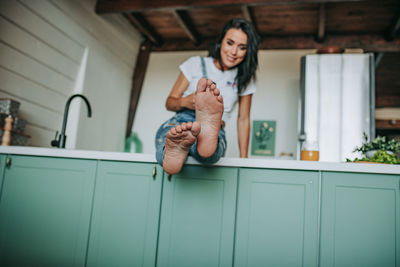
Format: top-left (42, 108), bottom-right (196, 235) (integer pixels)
top-left (178, 98), bottom-right (186, 110)
top-left (239, 150), bottom-right (248, 158)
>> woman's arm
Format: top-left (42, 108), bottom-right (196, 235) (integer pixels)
top-left (165, 72), bottom-right (195, 111)
top-left (237, 94), bottom-right (253, 158)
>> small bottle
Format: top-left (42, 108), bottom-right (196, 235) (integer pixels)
top-left (1, 115), bottom-right (13, 146)
top-left (124, 132), bottom-right (143, 153)
top-left (300, 140), bottom-right (319, 161)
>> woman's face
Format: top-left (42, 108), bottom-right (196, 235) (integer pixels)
top-left (219, 28), bottom-right (248, 70)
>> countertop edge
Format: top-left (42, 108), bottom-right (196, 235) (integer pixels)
top-left (1, 146), bottom-right (399, 175)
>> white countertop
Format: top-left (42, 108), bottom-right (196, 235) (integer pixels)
top-left (1, 146), bottom-right (399, 175)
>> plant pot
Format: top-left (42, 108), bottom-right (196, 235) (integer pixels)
top-left (365, 150), bottom-right (394, 158)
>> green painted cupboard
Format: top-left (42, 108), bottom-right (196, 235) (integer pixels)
top-left (86, 161), bottom-right (163, 267)
top-left (235, 168), bottom-right (320, 267)
top-left (0, 153), bottom-right (399, 267)
top-left (320, 171), bottom-right (400, 267)
top-left (157, 165), bottom-right (238, 267)
top-left (0, 155), bottom-right (6, 193)
top-left (0, 155), bottom-right (97, 267)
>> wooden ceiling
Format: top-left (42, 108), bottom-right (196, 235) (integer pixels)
top-left (95, 0), bottom-right (400, 52)
top-left (95, 0), bottom-right (400, 135)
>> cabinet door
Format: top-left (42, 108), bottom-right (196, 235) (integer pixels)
top-left (86, 161), bottom-right (163, 267)
top-left (0, 155), bottom-right (6, 193)
top-left (320, 172), bottom-right (400, 267)
top-left (157, 165), bottom-right (238, 267)
top-left (235, 168), bottom-right (319, 267)
top-left (0, 155), bottom-right (96, 267)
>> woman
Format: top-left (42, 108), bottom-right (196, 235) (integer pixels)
top-left (155, 18), bottom-right (260, 174)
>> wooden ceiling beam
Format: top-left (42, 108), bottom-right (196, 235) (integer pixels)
top-left (151, 34), bottom-right (400, 52)
top-left (374, 52), bottom-right (384, 69)
top-left (261, 34), bottom-right (400, 52)
top-left (126, 40), bottom-right (152, 137)
top-left (241, 5), bottom-right (253, 24)
top-left (241, 5), bottom-right (260, 36)
top-left (123, 13), bottom-right (163, 46)
top-left (316, 3), bottom-right (326, 43)
top-left (386, 14), bottom-right (400, 41)
top-left (172, 10), bottom-right (201, 45)
top-left (150, 39), bottom-right (210, 52)
top-left (96, 0), bottom-right (368, 14)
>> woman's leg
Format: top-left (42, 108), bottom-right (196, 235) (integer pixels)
top-left (162, 121), bottom-right (200, 174)
top-left (189, 127), bottom-right (227, 164)
top-left (155, 110), bottom-right (197, 172)
top-left (195, 78), bottom-right (224, 158)
top-left (155, 116), bottom-right (178, 166)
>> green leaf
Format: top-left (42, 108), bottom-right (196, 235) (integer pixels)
top-left (353, 132), bottom-right (400, 154)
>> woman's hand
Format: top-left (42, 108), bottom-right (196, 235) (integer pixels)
top-left (166, 72), bottom-right (190, 112)
top-left (181, 93), bottom-right (196, 110)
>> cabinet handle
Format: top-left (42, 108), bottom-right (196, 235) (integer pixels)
top-left (152, 166), bottom-right (157, 180)
top-left (5, 156), bottom-right (11, 168)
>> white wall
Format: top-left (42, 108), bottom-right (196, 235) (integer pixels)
top-left (244, 50), bottom-right (315, 158)
top-left (0, 0), bottom-right (142, 150)
top-left (133, 50), bottom-right (315, 158)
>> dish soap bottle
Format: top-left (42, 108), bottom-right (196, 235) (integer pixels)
top-left (124, 131), bottom-right (143, 153)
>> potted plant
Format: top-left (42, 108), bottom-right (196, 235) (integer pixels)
top-left (351, 132), bottom-right (400, 164)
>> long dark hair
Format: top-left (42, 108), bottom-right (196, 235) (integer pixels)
top-left (213, 18), bottom-right (260, 94)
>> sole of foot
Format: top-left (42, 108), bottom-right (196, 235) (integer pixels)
top-left (195, 78), bottom-right (224, 158)
top-left (163, 121), bottom-right (201, 174)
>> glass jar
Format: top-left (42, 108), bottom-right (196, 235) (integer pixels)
top-left (300, 140), bottom-right (319, 161)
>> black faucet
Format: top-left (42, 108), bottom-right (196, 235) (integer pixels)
top-left (51, 94), bottom-right (92, 148)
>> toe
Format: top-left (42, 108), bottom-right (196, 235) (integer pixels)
top-left (181, 122), bottom-right (187, 130)
top-left (176, 125), bottom-right (182, 133)
top-left (186, 121), bottom-right (193, 129)
top-left (191, 121), bottom-right (201, 136)
top-left (210, 83), bottom-right (216, 91)
top-left (217, 95), bottom-right (224, 104)
top-left (196, 78), bottom-right (207, 92)
top-left (213, 87), bottom-right (220, 96)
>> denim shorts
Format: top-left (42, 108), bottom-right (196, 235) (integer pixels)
top-left (155, 109), bottom-right (226, 166)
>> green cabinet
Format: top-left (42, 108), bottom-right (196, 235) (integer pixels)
top-left (0, 155), bottom-right (96, 267)
top-left (320, 171), bottom-right (400, 267)
top-left (0, 153), bottom-right (398, 267)
top-left (235, 168), bottom-right (320, 267)
top-left (157, 165), bottom-right (238, 267)
top-left (86, 161), bottom-right (163, 267)
top-left (0, 155), bottom-right (6, 193)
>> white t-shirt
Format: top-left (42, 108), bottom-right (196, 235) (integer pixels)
top-left (179, 56), bottom-right (256, 122)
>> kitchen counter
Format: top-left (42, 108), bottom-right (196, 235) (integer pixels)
top-left (0, 146), bottom-right (399, 174)
top-left (1, 146), bottom-right (399, 266)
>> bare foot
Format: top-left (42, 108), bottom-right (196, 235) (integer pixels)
top-left (195, 78), bottom-right (224, 158)
top-left (163, 121), bottom-right (201, 174)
